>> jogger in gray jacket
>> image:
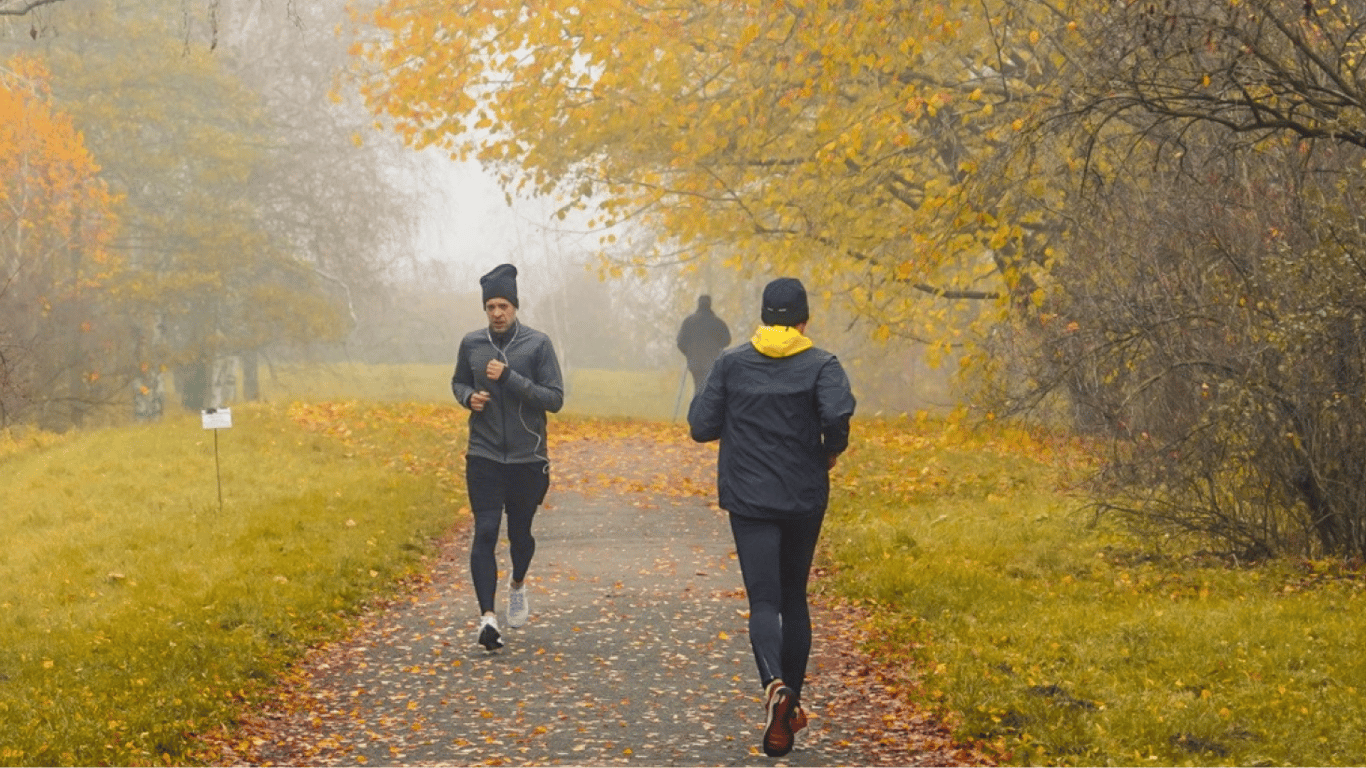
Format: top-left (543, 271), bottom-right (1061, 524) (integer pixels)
top-left (452, 319), bottom-right (564, 465)
top-left (451, 264), bottom-right (564, 651)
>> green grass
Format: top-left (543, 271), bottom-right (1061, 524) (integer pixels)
top-left (253, 362), bottom-right (688, 420)
top-left (561, 367), bottom-right (687, 420)
top-left (823, 415), bottom-right (1366, 766)
top-left (0, 402), bottom-right (465, 766)
top-left (255, 362), bottom-right (453, 404)
top-left (8, 363), bottom-right (1366, 766)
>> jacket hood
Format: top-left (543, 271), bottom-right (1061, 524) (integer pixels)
top-left (750, 325), bottom-right (813, 358)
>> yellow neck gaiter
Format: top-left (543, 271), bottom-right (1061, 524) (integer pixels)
top-left (750, 325), bottom-right (813, 358)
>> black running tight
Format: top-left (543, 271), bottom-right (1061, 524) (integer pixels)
top-left (466, 456), bottom-right (550, 615)
top-left (728, 509), bottom-right (825, 697)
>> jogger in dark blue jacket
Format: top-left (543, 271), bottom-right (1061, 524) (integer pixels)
top-left (688, 277), bottom-right (856, 758)
top-left (452, 264), bottom-right (564, 652)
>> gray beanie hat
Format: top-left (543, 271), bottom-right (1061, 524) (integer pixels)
top-left (480, 263), bottom-right (519, 307)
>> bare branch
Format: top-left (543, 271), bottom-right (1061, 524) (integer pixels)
top-left (0, 0), bottom-right (71, 16)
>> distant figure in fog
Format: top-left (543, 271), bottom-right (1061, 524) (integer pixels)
top-left (676, 294), bottom-right (732, 395)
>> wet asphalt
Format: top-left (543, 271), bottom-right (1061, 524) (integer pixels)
top-left (241, 485), bottom-right (893, 767)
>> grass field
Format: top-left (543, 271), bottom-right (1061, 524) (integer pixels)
top-left (0, 402), bottom-right (465, 765)
top-left (256, 362), bottom-right (689, 421)
top-left (825, 417), bottom-right (1366, 766)
top-left (3, 365), bottom-right (1365, 765)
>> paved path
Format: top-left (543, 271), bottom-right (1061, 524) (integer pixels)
top-left (228, 435), bottom-right (972, 766)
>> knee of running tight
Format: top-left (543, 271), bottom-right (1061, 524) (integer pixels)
top-left (748, 599), bottom-right (782, 617)
top-left (471, 519), bottom-right (501, 548)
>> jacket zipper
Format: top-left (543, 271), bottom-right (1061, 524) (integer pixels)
top-left (497, 335), bottom-right (511, 462)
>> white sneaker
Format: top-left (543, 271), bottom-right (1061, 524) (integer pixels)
top-left (477, 614), bottom-right (503, 651)
top-left (507, 581), bottom-right (530, 628)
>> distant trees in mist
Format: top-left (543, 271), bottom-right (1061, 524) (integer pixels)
top-left (0, 0), bottom-right (420, 428)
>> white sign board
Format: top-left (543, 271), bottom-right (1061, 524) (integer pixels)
top-left (201, 407), bottom-right (232, 430)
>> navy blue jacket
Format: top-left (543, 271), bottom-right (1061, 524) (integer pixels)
top-left (688, 331), bottom-right (855, 519)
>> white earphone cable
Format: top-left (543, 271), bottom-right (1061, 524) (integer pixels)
top-left (487, 322), bottom-right (549, 470)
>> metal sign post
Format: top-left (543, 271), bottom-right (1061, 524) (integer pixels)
top-left (672, 365), bottom-right (689, 422)
top-left (201, 407), bottom-right (232, 513)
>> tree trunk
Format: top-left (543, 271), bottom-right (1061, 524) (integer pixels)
top-left (242, 350), bottom-right (260, 401)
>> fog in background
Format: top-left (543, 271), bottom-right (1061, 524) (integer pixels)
top-left (218, 1), bottom-right (956, 417)
top-left (367, 156), bottom-right (957, 416)
top-left (0, 0), bottom-right (954, 429)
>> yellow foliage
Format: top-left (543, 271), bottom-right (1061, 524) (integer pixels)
top-left (353, 0), bottom-right (1079, 348)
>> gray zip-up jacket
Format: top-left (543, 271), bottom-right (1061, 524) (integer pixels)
top-left (451, 321), bottom-right (564, 465)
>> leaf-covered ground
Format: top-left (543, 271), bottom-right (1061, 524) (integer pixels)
top-left (210, 420), bottom-right (990, 766)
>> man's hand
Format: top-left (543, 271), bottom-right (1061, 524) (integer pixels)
top-left (486, 359), bottom-right (507, 382)
top-left (827, 454), bottom-right (839, 470)
top-left (469, 390), bottom-right (491, 412)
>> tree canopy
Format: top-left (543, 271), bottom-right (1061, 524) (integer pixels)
top-left (353, 0), bottom-right (1366, 559)
top-left (353, 0), bottom-right (1078, 348)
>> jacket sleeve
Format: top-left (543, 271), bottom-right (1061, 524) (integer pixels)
top-left (502, 335), bottom-right (565, 413)
top-left (687, 354), bottom-right (726, 442)
top-left (817, 355), bottom-right (856, 456)
top-left (451, 336), bottom-right (476, 409)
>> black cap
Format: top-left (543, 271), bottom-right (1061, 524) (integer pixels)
top-left (480, 263), bottom-right (519, 308)
top-left (761, 277), bottom-right (809, 326)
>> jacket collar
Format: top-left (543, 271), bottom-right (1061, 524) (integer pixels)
top-left (750, 325), bottom-right (812, 358)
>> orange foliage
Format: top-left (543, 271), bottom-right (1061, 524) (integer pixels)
top-left (0, 54), bottom-right (120, 422)
top-left (0, 55), bottom-right (118, 286)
